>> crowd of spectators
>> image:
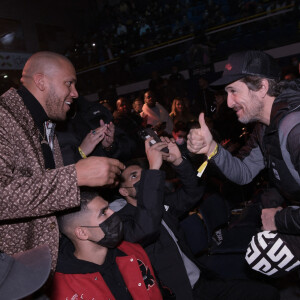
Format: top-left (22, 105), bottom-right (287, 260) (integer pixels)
top-left (65, 0), bottom-right (295, 70)
top-left (2, 45), bottom-right (300, 299)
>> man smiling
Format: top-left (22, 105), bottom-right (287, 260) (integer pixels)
top-left (187, 50), bottom-right (300, 268)
top-left (0, 51), bottom-right (124, 271)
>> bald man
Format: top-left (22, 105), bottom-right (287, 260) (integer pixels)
top-left (0, 51), bottom-right (124, 271)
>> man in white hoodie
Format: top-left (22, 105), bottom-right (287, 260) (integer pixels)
top-left (141, 90), bottom-right (173, 135)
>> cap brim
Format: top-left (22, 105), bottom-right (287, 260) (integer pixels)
top-left (0, 245), bottom-right (51, 299)
top-left (210, 73), bottom-right (246, 87)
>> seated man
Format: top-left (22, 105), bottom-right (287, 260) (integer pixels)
top-left (112, 137), bottom-right (280, 300)
top-left (52, 189), bottom-right (163, 300)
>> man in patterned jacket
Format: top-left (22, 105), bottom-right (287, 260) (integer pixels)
top-left (0, 51), bottom-right (124, 270)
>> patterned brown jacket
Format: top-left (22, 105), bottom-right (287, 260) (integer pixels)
top-left (0, 88), bottom-right (80, 270)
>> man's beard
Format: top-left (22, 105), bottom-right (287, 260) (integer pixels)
top-left (45, 89), bottom-right (66, 121)
top-left (238, 94), bottom-right (264, 124)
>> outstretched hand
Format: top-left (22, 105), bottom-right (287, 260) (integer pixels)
top-left (187, 113), bottom-right (216, 156)
top-left (76, 156), bottom-right (125, 187)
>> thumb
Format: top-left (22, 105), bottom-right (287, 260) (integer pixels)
top-left (199, 113), bottom-right (208, 129)
top-left (100, 119), bottom-right (105, 127)
top-left (145, 137), bottom-right (152, 151)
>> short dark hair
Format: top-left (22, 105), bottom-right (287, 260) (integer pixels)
top-left (80, 187), bottom-right (100, 210)
top-left (124, 157), bottom-right (149, 169)
top-left (240, 76), bottom-right (280, 97)
top-left (144, 90), bottom-right (156, 97)
top-left (118, 157), bottom-right (148, 186)
top-left (57, 187), bottom-right (99, 237)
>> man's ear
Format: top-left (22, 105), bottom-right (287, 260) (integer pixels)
top-left (74, 226), bottom-right (89, 241)
top-left (259, 78), bottom-right (269, 98)
top-left (119, 187), bottom-right (129, 197)
top-left (32, 73), bottom-right (46, 91)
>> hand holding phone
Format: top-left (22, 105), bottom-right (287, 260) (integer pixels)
top-left (138, 128), bottom-right (169, 153)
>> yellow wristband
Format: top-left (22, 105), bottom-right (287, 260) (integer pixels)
top-left (197, 144), bottom-right (218, 178)
top-left (78, 147), bottom-right (87, 159)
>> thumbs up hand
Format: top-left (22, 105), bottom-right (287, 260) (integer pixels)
top-left (187, 113), bottom-right (217, 156)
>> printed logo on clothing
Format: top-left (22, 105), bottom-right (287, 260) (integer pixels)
top-left (245, 231), bottom-right (300, 277)
top-left (137, 259), bottom-right (155, 289)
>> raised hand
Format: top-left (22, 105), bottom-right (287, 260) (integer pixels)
top-left (79, 126), bottom-right (106, 156)
top-left (160, 136), bottom-right (183, 166)
top-left (100, 120), bottom-right (115, 149)
top-left (145, 137), bottom-right (169, 170)
top-left (75, 156), bottom-right (125, 187)
top-left (187, 113), bottom-right (216, 156)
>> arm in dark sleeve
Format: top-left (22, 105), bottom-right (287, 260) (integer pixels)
top-left (118, 169), bottom-right (165, 246)
top-left (286, 123), bottom-right (300, 178)
top-left (275, 207), bottom-right (300, 234)
top-left (165, 158), bottom-right (205, 218)
top-left (275, 122), bottom-right (300, 234)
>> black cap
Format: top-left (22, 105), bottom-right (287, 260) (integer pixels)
top-left (211, 50), bottom-right (281, 87)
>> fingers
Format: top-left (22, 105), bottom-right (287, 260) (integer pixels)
top-left (105, 122), bottom-right (115, 137)
top-left (90, 126), bottom-right (106, 138)
top-left (187, 130), bottom-right (206, 146)
top-left (146, 138), bottom-right (168, 152)
top-left (187, 127), bottom-right (207, 153)
top-left (199, 112), bottom-right (207, 129)
top-left (187, 138), bottom-right (207, 153)
top-left (153, 142), bottom-right (169, 152)
top-left (108, 158), bottom-right (125, 172)
top-left (108, 121), bottom-right (115, 129)
top-left (160, 136), bottom-right (175, 144)
top-left (100, 119), bottom-right (105, 127)
top-left (145, 137), bottom-right (152, 151)
top-left (260, 207), bottom-right (282, 231)
top-left (145, 137), bottom-right (158, 150)
top-left (76, 156), bottom-right (125, 187)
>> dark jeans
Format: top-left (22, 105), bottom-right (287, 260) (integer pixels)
top-left (193, 277), bottom-right (279, 300)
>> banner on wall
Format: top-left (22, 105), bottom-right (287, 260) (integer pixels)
top-left (0, 52), bottom-right (31, 70)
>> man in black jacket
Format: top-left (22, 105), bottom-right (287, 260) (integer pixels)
top-left (187, 51), bottom-right (300, 253)
top-left (111, 137), bottom-right (279, 300)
